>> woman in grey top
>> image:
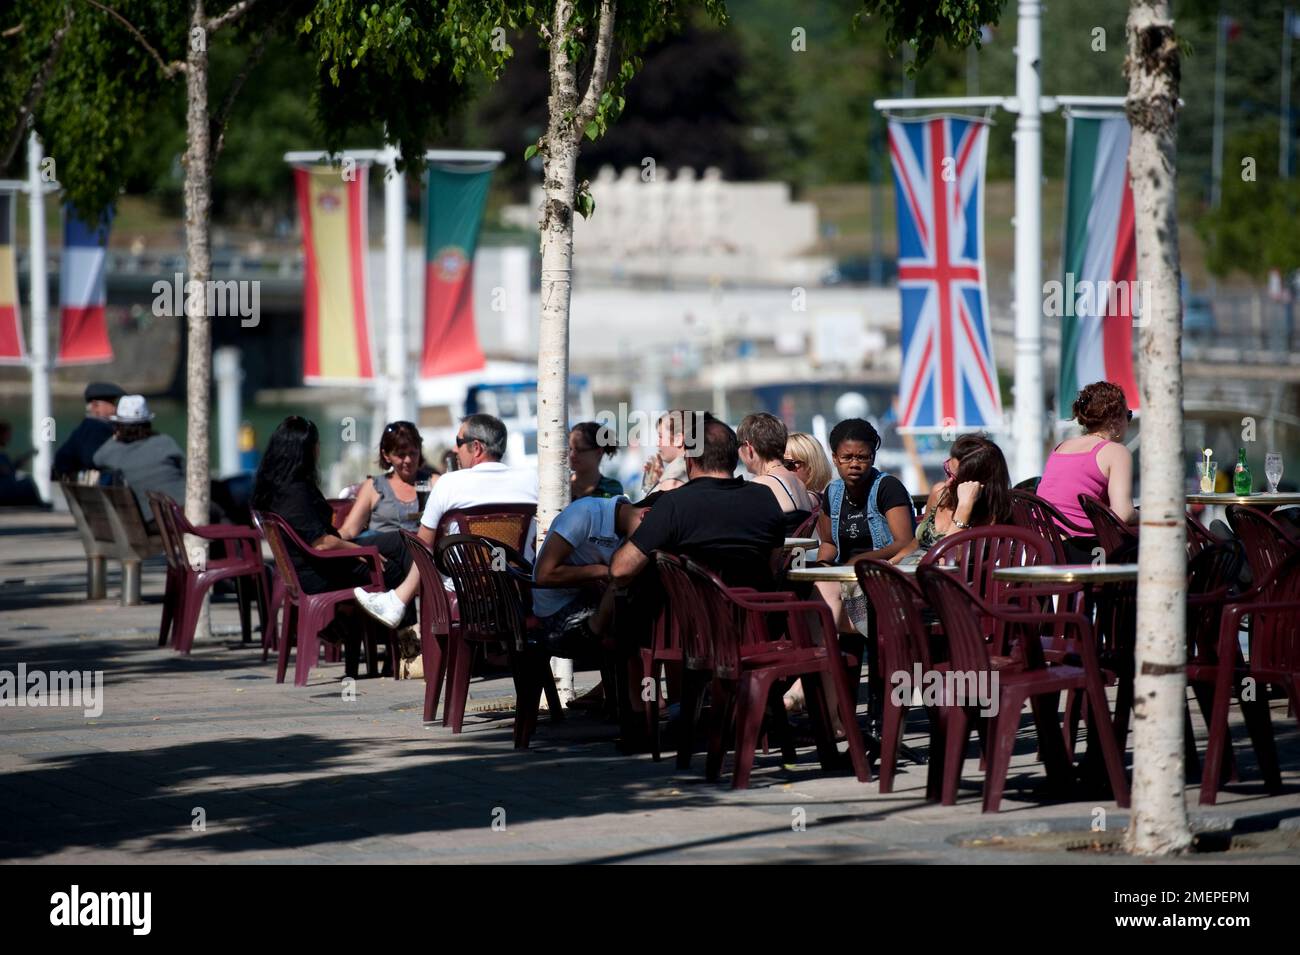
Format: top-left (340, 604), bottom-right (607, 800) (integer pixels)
top-left (340, 421), bottom-right (437, 539)
top-left (91, 395), bottom-right (186, 525)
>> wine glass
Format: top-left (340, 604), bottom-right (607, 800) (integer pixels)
top-left (1265, 451), bottom-right (1283, 494)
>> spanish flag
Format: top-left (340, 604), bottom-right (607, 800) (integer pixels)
top-left (0, 188), bottom-right (24, 364)
top-left (293, 164), bottom-right (374, 383)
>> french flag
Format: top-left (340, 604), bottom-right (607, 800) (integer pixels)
top-left (57, 206), bottom-right (114, 365)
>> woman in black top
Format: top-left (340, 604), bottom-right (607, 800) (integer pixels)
top-left (253, 417), bottom-right (416, 623)
top-left (737, 412), bottom-right (813, 535)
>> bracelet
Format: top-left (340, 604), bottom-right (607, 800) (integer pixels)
top-left (952, 518), bottom-right (971, 529)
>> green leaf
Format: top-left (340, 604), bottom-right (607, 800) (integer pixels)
top-left (524, 143), bottom-right (538, 161)
top-left (584, 120), bottom-right (599, 141)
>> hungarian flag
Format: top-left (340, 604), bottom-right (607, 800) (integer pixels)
top-left (293, 163), bottom-right (375, 383)
top-left (57, 205), bottom-right (114, 365)
top-left (1058, 113), bottom-right (1139, 416)
top-left (0, 188), bottom-right (25, 364)
top-left (420, 164), bottom-right (491, 377)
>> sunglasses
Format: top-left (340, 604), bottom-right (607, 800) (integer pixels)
top-left (385, 421), bottom-right (417, 433)
top-left (782, 458), bottom-right (805, 471)
top-left (455, 435), bottom-right (476, 447)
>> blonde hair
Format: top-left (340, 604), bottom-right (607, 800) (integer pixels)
top-left (784, 432), bottom-right (832, 493)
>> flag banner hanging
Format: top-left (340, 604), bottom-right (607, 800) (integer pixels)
top-left (889, 116), bottom-right (1001, 431)
top-left (293, 163), bottom-right (375, 384)
top-left (420, 164), bottom-right (492, 378)
top-left (1058, 113), bottom-right (1139, 417)
top-left (56, 205), bottom-right (114, 365)
top-left (0, 188), bottom-right (25, 364)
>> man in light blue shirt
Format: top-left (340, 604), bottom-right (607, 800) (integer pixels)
top-left (532, 493), bottom-right (654, 654)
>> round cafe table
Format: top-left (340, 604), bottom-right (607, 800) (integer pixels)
top-left (786, 562), bottom-right (960, 583)
top-left (1186, 492), bottom-right (1300, 510)
top-left (993, 563), bottom-right (1138, 585)
top-left (782, 537), bottom-right (818, 551)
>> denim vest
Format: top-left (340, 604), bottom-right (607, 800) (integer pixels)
top-left (826, 472), bottom-right (895, 563)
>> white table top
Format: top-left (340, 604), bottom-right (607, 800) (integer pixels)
top-left (1186, 493), bottom-right (1300, 506)
top-left (786, 562), bottom-right (957, 583)
top-left (782, 537), bottom-right (819, 550)
top-left (993, 563), bottom-right (1138, 584)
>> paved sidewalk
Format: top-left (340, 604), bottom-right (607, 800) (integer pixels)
top-left (1, 508), bottom-right (1297, 864)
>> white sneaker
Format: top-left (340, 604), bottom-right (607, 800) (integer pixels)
top-left (353, 588), bottom-right (406, 628)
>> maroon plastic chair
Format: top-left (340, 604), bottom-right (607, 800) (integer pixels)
top-left (921, 524), bottom-right (1056, 653)
top-left (917, 565), bottom-right (1130, 812)
top-left (1225, 504), bottom-right (1300, 585)
top-left (251, 510), bottom-right (392, 686)
top-left (854, 559), bottom-right (944, 796)
top-left (150, 493), bottom-right (269, 654)
top-left (1009, 490), bottom-right (1074, 563)
top-left (654, 552), bottom-right (712, 770)
top-left (402, 530), bottom-right (452, 723)
top-left (642, 556), bottom-right (687, 762)
top-left (683, 558), bottom-right (870, 790)
top-left (1010, 488), bottom-right (1092, 543)
top-left (1078, 494), bottom-right (1138, 561)
top-left (1185, 513), bottom-right (1218, 558)
top-left (435, 533), bottom-right (559, 748)
top-left (1195, 548), bottom-right (1300, 805)
top-left (325, 498), bottom-right (356, 529)
top-left (431, 504), bottom-right (539, 707)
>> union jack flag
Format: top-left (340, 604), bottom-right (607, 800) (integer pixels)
top-left (888, 116), bottom-right (1002, 430)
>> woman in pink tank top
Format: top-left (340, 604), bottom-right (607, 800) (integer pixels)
top-left (1037, 381), bottom-right (1138, 557)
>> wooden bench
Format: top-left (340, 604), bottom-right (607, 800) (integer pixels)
top-left (59, 481), bottom-right (163, 605)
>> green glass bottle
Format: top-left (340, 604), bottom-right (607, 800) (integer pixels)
top-left (1233, 447), bottom-right (1253, 496)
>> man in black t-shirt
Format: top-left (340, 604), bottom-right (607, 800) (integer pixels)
top-left (611, 415), bottom-right (785, 590)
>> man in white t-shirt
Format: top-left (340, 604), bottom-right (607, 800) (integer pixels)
top-left (355, 413), bottom-right (537, 627)
top-left (532, 492), bottom-right (652, 655)
top-left (416, 413), bottom-right (538, 547)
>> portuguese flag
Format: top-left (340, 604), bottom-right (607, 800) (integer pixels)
top-left (0, 189), bottom-right (24, 364)
top-left (420, 164), bottom-right (491, 377)
top-left (1058, 113), bottom-right (1139, 417)
top-left (293, 163), bottom-right (374, 383)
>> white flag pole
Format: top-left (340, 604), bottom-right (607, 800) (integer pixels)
top-left (28, 131), bottom-right (52, 504)
top-left (1011, 0), bottom-right (1045, 483)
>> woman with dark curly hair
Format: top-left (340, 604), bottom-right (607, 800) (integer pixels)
top-left (1037, 380), bottom-right (1138, 560)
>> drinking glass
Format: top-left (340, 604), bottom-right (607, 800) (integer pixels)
top-left (1265, 451), bottom-right (1283, 494)
top-left (1198, 461), bottom-right (1217, 494)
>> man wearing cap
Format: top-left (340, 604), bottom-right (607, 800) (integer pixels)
top-left (92, 395), bottom-right (186, 526)
top-left (52, 382), bottom-right (124, 480)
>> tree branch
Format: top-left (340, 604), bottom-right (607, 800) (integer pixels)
top-left (206, 0), bottom-right (259, 33)
top-left (211, 30), bottom-right (269, 160)
top-left (83, 0), bottom-right (185, 78)
top-left (1, 5), bottom-right (74, 170)
top-left (574, 0), bottom-right (616, 130)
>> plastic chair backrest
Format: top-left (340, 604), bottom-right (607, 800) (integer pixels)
top-left (1226, 504), bottom-right (1300, 584)
top-left (147, 492), bottom-right (187, 571)
top-left (1078, 494), bottom-right (1138, 560)
top-left (435, 534), bottom-right (527, 651)
top-left (1008, 489), bottom-right (1070, 562)
top-left (251, 510), bottom-right (303, 601)
top-left (1241, 549), bottom-right (1300, 671)
top-left (854, 558), bottom-right (935, 676)
top-left (915, 566), bottom-right (994, 675)
top-left (401, 530), bottom-right (450, 635)
top-left (326, 498), bottom-right (355, 529)
top-left (1185, 514), bottom-right (1217, 558)
top-left (655, 552), bottom-right (711, 671)
top-left (438, 504), bottom-right (538, 555)
top-left (1186, 540), bottom-right (1245, 664)
top-left (922, 523), bottom-right (1054, 605)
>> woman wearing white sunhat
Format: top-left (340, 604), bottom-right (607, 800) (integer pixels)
top-left (92, 394), bottom-right (187, 528)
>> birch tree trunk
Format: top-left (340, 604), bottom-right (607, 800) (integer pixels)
top-left (183, 0), bottom-right (214, 639)
top-left (1124, 0), bottom-right (1192, 856)
top-left (536, 0), bottom-right (615, 703)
